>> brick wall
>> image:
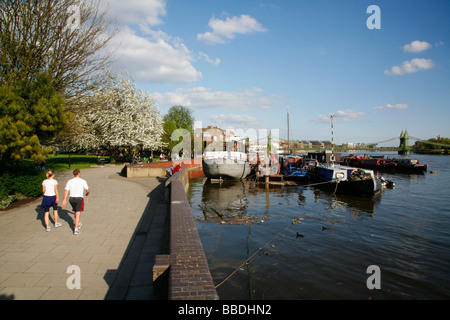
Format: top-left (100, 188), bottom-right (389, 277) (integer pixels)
top-left (154, 167), bottom-right (219, 300)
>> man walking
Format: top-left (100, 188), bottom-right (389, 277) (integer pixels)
top-left (62, 169), bottom-right (90, 235)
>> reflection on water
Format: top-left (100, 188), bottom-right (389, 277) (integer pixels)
top-left (188, 154), bottom-right (450, 300)
top-left (198, 179), bottom-right (253, 224)
top-left (195, 178), bottom-right (381, 224)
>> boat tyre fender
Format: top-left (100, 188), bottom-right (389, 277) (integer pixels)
top-left (349, 169), bottom-right (361, 181)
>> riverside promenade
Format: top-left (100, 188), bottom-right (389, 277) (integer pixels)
top-left (0, 165), bottom-right (168, 300)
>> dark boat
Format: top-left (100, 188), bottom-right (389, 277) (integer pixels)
top-left (341, 155), bottom-right (427, 173)
top-left (280, 156), bottom-right (314, 181)
top-left (384, 158), bottom-right (428, 173)
top-left (308, 163), bottom-right (382, 197)
top-left (341, 155), bottom-right (396, 171)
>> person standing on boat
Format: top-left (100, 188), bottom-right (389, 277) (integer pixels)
top-left (270, 154), bottom-right (279, 174)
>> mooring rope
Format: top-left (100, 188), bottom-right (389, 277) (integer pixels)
top-left (214, 182), bottom-right (332, 289)
top-left (214, 177), bottom-right (379, 290)
top-left (214, 220), bottom-right (294, 289)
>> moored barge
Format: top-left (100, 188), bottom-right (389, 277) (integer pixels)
top-left (341, 155), bottom-right (427, 173)
top-left (202, 151), bottom-right (251, 180)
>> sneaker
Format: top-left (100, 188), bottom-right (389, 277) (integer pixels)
top-left (74, 229), bottom-right (80, 235)
top-left (46, 227), bottom-right (51, 232)
top-left (54, 222), bottom-right (62, 228)
top-left (78, 222), bottom-right (83, 229)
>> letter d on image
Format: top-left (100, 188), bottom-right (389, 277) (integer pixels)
top-left (66, 265), bottom-right (81, 290)
top-left (366, 265), bottom-right (381, 290)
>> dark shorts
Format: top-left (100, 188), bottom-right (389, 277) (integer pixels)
top-left (69, 197), bottom-right (84, 212)
top-left (41, 196), bottom-right (57, 211)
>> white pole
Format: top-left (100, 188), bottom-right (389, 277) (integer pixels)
top-left (330, 114), bottom-right (335, 163)
top-left (287, 106), bottom-right (290, 155)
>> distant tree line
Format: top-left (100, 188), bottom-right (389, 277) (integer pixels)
top-left (413, 136), bottom-right (450, 153)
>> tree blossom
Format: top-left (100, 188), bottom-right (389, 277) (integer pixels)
top-left (71, 73), bottom-right (165, 155)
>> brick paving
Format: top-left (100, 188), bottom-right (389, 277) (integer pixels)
top-left (0, 165), bottom-right (165, 300)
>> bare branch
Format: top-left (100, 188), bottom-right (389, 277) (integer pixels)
top-left (0, 0), bottom-right (118, 105)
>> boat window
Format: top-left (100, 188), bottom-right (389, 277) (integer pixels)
top-left (335, 172), bottom-right (345, 180)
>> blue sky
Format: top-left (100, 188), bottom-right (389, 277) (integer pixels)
top-left (99, 0), bottom-right (450, 144)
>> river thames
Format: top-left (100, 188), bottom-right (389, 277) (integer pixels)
top-left (187, 152), bottom-right (450, 299)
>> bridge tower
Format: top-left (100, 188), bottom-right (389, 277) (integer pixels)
top-left (398, 130), bottom-right (411, 155)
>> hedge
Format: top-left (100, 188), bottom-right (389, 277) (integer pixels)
top-left (0, 161), bottom-right (46, 209)
top-left (0, 171), bottom-right (45, 198)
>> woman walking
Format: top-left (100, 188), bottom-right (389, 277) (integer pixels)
top-left (41, 170), bottom-right (61, 232)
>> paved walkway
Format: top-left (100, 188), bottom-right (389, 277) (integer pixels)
top-left (0, 165), bottom-right (168, 300)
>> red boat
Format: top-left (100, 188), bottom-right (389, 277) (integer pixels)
top-left (384, 158), bottom-right (428, 173)
top-left (341, 155), bottom-right (427, 173)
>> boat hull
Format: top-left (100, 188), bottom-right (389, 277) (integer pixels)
top-left (282, 168), bottom-right (309, 181)
top-left (202, 159), bottom-right (251, 180)
top-left (312, 178), bottom-right (380, 197)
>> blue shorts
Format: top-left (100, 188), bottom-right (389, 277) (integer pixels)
top-left (41, 196), bottom-right (57, 212)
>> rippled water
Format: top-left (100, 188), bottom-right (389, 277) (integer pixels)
top-left (188, 153), bottom-right (450, 299)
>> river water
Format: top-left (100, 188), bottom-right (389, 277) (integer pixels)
top-left (187, 153), bottom-right (450, 300)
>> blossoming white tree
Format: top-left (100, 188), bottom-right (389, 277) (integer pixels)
top-left (64, 73), bottom-right (165, 159)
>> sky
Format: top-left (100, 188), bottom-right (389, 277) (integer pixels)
top-left (97, 0), bottom-right (450, 145)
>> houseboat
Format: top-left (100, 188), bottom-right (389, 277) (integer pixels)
top-left (202, 151), bottom-right (251, 180)
top-left (341, 155), bottom-right (396, 171)
top-left (341, 155), bottom-right (427, 173)
top-left (384, 158), bottom-right (428, 173)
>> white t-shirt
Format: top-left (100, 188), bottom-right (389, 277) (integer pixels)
top-left (65, 177), bottom-right (89, 198)
top-left (42, 179), bottom-right (58, 196)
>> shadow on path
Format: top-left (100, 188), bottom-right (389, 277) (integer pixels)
top-left (35, 205), bottom-right (76, 231)
top-left (104, 176), bottom-right (170, 300)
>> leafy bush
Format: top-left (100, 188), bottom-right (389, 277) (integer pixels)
top-left (0, 171), bottom-right (45, 198)
top-left (0, 161), bottom-right (45, 208)
top-left (14, 173), bottom-right (45, 197)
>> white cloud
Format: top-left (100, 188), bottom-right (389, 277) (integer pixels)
top-left (109, 27), bottom-right (202, 83)
top-left (99, 0), bottom-right (202, 84)
top-left (100, 0), bottom-right (166, 26)
top-left (314, 110), bottom-right (365, 123)
top-left (402, 40), bottom-right (431, 53)
top-left (374, 103), bottom-right (409, 110)
top-left (152, 87), bottom-right (282, 110)
top-left (197, 14), bottom-right (267, 44)
top-left (198, 52), bottom-right (221, 66)
top-left (210, 114), bottom-right (258, 126)
top-left (384, 58), bottom-right (434, 76)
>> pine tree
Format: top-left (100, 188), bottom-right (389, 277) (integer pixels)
top-left (0, 75), bottom-right (70, 162)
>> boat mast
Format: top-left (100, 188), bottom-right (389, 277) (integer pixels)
top-left (287, 106), bottom-right (290, 155)
top-left (330, 114), bottom-right (335, 163)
